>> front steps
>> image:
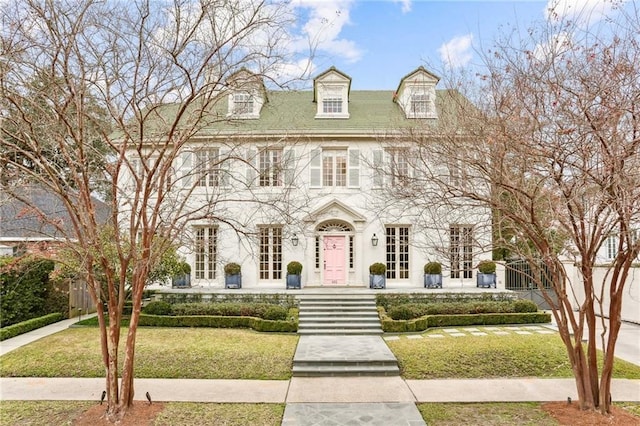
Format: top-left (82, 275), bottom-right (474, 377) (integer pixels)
top-left (293, 293), bottom-right (399, 377)
top-left (297, 293), bottom-right (383, 335)
top-left (292, 335), bottom-right (400, 377)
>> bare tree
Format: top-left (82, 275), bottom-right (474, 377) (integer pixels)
top-left (376, 7), bottom-right (639, 414)
top-left (1, 0), bottom-right (307, 421)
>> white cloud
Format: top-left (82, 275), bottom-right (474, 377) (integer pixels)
top-left (532, 31), bottom-right (572, 62)
top-left (290, 0), bottom-right (362, 64)
top-left (394, 0), bottom-right (412, 14)
top-left (544, 0), bottom-right (627, 26)
top-left (438, 34), bottom-right (474, 69)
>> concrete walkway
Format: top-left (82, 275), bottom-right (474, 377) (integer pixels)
top-left (2, 376), bottom-right (639, 403)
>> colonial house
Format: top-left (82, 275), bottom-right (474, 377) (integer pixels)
top-left (122, 67), bottom-right (493, 289)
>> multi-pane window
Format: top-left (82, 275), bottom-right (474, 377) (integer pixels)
top-left (410, 93), bottom-right (430, 116)
top-left (322, 150), bottom-right (347, 187)
top-left (195, 148), bottom-right (219, 187)
top-left (195, 227), bottom-right (217, 280)
top-left (388, 149), bottom-right (410, 186)
top-left (386, 226), bottom-right (410, 279)
top-left (322, 97), bottom-right (342, 114)
top-left (606, 235), bottom-right (618, 260)
top-left (259, 149), bottom-right (283, 187)
top-left (450, 225), bottom-right (473, 279)
top-left (233, 92), bottom-right (254, 115)
top-left (259, 226), bottom-right (282, 280)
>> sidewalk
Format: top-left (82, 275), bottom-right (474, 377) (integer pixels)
top-left (2, 376), bottom-right (639, 403)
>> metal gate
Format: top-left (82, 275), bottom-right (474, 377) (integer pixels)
top-left (505, 259), bottom-right (557, 310)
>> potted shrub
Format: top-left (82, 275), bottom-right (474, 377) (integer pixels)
top-left (286, 261), bottom-right (303, 289)
top-left (224, 262), bottom-right (242, 289)
top-left (369, 262), bottom-right (386, 289)
top-left (476, 260), bottom-right (497, 288)
top-left (423, 261), bottom-right (442, 289)
top-left (171, 261), bottom-right (191, 288)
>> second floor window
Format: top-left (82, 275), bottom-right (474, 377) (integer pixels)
top-left (323, 150), bottom-right (347, 187)
top-left (195, 148), bottom-right (219, 187)
top-left (259, 149), bottom-right (282, 187)
top-left (388, 149), bottom-right (410, 186)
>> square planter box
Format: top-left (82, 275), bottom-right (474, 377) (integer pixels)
top-left (171, 274), bottom-right (191, 288)
top-left (477, 273), bottom-right (496, 288)
top-left (286, 274), bottom-right (301, 289)
top-left (424, 274), bottom-right (442, 288)
top-left (225, 274), bottom-right (242, 289)
top-left (369, 274), bottom-right (386, 289)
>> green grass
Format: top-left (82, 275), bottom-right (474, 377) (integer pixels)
top-left (388, 328), bottom-right (640, 379)
top-left (154, 402), bottom-right (285, 425)
top-left (0, 328), bottom-right (298, 380)
top-left (0, 401), bottom-right (284, 426)
top-left (0, 401), bottom-right (94, 426)
top-left (418, 402), bottom-right (559, 426)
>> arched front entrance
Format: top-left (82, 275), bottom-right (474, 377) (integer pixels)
top-left (316, 220), bottom-right (354, 286)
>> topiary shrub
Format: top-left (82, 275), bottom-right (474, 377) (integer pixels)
top-left (477, 260), bottom-right (496, 274)
top-left (286, 261), bottom-right (303, 275)
top-left (224, 263), bottom-right (241, 275)
top-left (143, 301), bottom-right (172, 316)
top-left (369, 262), bottom-right (386, 275)
top-left (424, 262), bottom-right (442, 275)
top-left (262, 305), bottom-right (288, 321)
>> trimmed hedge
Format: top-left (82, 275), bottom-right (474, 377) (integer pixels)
top-left (157, 293), bottom-right (296, 308)
top-left (0, 313), bottom-right (63, 341)
top-left (387, 300), bottom-right (538, 320)
top-left (376, 292), bottom-right (517, 310)
top-left (148, 302), bottom-right (289, 321)
top-left (138, 314), bottom-right (297, 332)
top-left (380, 312), bottom-right (551, 333)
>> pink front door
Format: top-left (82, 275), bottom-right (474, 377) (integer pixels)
top-left (323, 236), bottom-right (346, 285)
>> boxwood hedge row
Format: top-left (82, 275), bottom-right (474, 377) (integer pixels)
top-left (138, 314), bottom-right (297, 332)
top-left (380, 312), bottom-right (551, 333)
top-left (143, 301), bottom-right (289, 321)
top-left (0, 312), bottom-right (63, 341)
top-left (387, 299), bottom-right (538, 320)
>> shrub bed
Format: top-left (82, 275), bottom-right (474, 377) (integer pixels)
top-left (0, 313), bottom-right (63, 341)
top-left (387, 300), bottom-right (538, 320)
top-left (138, 314), bottom-right (297, 332)
top-left (144, 301), bottom-right (289, 321)
top-left (376, 292), bottom-right (517, 310)
top-left (380, 312), bottom-right (551, 333)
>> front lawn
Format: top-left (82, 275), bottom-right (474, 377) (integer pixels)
top-left (387, 328), bottom-right (640, 379)
top-left (0, 328), bottom-right (298, 380)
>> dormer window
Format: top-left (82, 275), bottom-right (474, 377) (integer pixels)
top-left (226, 68), bottom-right (266, 119)
top-left (394, 66), bottom-right (440, 119)
top-left (323, 97), bottom-right (343, 114)
top-left (233, 92), bottom-right (254, 115)
top-left (410, 93), bottom-right (431, 116)
top-left (313, 67), bottom-right (351, 119)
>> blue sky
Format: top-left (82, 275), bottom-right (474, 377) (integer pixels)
top-left (288, 0), bottom-right (629, 89)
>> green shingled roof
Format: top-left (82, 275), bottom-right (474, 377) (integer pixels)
top-left (196, 89), bottom-right (461, 136)
top-left (120, 88), bottom-right (468, 141)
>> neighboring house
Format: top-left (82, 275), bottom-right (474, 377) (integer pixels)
top-left (0, 185), bottom-right (110, 254)
top-left (121, 67), bottom-right (493, 288)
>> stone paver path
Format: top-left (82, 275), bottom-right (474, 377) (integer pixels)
top-left (384, 325), bottom-right (557, 341)
top-left (282, 403), bottom-right (425, 426)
